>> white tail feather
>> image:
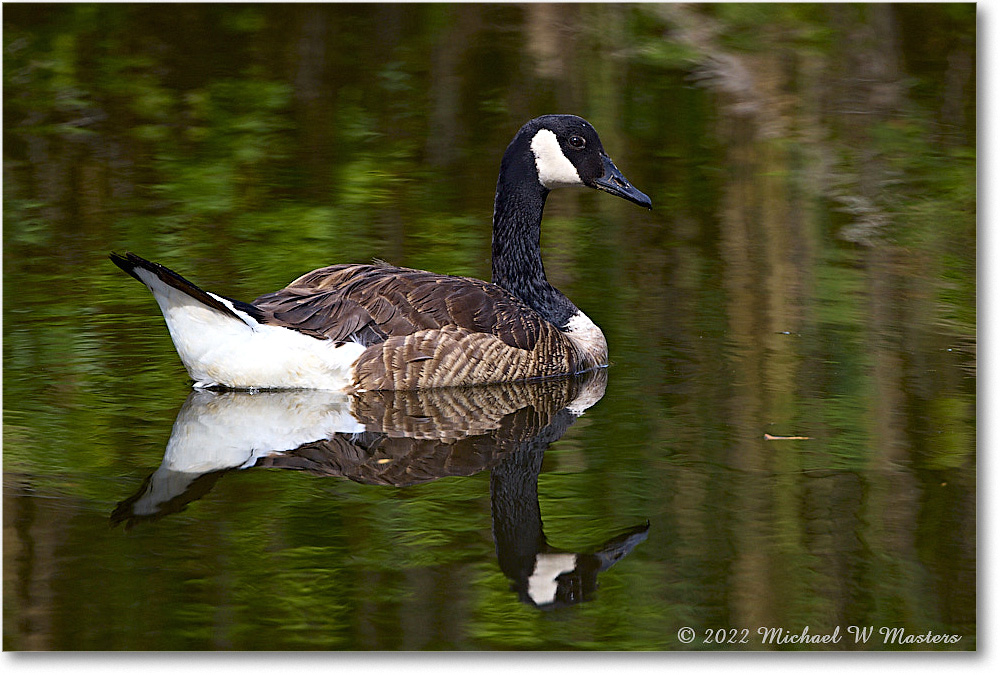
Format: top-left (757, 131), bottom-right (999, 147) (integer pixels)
top-left (134, 268), bottom-right (365, 390)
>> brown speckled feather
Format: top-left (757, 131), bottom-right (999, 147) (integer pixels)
top-left (252, 264), bottom-right (595, 390)
top-left (254, 373), bottom-right (603, 487)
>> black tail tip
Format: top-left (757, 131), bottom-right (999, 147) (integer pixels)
top-left (110, 251), bottom-right (137, 276)
top-left (109, 251), bottom-right (155, 283)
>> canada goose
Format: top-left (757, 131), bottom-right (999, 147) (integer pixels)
top-left (110, 114), bottom-right (651, 391)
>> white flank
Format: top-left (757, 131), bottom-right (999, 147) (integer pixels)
top-left (135, 268), bottom-right (366, 390)
top-left (130, 389), bottom-right (365, 516)
top-left (527, 553), bottom-right (578, 606)
top-left (530, 128), bottom-right (583, 188)
top-left (562, 310), bottom-right (608, 370)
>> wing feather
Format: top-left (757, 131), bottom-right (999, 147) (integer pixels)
top-left (252, 264), bottom-right (543, 351)
top-left (248, 263), bottom-right (597, 389)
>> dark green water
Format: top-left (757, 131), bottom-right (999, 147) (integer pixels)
top-left (3, 4), bottom-right (975, 650)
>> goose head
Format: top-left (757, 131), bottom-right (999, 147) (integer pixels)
top-left (518, 114), bottom-right (652, 208)
top-left (491, 115), bottom-right (650, 328)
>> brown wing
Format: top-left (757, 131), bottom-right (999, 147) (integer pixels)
top-left (252, 263), bottom-right (545, 351)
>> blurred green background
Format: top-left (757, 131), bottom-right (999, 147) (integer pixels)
top-left (3, 3), bottom-right (975, 650)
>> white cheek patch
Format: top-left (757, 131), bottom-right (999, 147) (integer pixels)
top-left (530, 128), bottom-right (583, 188)
top-left (527, 553), bottom-right (578, 606)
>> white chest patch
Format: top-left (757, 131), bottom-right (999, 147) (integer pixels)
top-left (530, 128), bottom-right (583, 188)
top-left (566, 368), bottom-right (608, 416)
top-left (562, 310), bottom-right (608, 368)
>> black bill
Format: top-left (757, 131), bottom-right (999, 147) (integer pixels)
top-left (590, 154), bottom-right (652, 209)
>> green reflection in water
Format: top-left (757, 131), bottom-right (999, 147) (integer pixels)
top-left (4, 3), bottom-right (975, 651)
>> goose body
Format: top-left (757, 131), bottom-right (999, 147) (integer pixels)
top-left (111, 115), bottom-right (650, 391)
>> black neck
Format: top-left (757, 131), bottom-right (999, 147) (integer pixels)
top-left (490, 149), bottom-right (576, 328)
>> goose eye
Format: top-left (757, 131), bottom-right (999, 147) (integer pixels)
top-left (568, 135), bottom-right (586, 149)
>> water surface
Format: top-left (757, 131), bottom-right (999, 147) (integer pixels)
top-left (3, 3), bottom-right (975, 650)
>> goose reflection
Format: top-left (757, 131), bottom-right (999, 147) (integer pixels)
top-left (112, 369), bottom-right (648, 609)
